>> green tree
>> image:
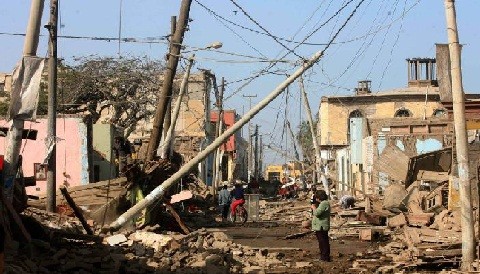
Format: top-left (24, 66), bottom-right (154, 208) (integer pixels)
top-left (296, 116), bottom-right (319, 164)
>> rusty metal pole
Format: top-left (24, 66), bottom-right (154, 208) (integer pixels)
top-left (146, 0), bottom-right (192, 161)
top-left (444, 0), bottom-right (475, 269)
top-left (45, 0), bottom-right (58, 213)
top-left (4, 0), bottom-right (45, 202)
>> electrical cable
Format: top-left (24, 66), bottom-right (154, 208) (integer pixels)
top-left (228, 0), bottom-right (304, 60)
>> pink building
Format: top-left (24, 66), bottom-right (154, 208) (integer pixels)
top-left (0, 117), bottom-right (90, 196)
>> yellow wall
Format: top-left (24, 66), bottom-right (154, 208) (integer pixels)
top-left (265, 163), bottom-right (303, 182)
top-left (319, 98), bottom-right (443, 146)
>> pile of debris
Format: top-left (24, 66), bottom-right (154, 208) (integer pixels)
top-left (7, 206), bottom-right (315, 274)
top-left (329, 182), bottom-right (468, 273)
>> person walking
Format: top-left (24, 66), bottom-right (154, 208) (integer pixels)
top-left (218, 183), bottom-right (231, 222)
top-left (311, 190), bottom-right (331, 262)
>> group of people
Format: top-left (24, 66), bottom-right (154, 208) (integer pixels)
top-left (218, 180), bottom-right (352, 263)
top-left (217, 183), bottom-right (245, 221)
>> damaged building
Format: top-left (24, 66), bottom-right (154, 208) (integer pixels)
top-left (318, 44), bottom-right (480, 212)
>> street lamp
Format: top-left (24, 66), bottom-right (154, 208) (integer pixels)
top-left (181, 41), bottom-right (223, 53)
top-left (205, 41), bottom-right (223, 50)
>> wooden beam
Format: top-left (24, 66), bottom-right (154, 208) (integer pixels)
top-left (165, 203), bottom-right (190, 234)
top-left (59, 186), bottom-right (94, 235)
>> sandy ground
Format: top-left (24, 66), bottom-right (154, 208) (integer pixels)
top-left (214, 222), bottom-right (378, 274)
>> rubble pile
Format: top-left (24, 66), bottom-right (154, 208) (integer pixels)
top-left (335, 185), bottom-right (467, 273)
top-left (7, 209), bottom-right (315, 274)
top-left (260, 200), bottom-right (311, 223)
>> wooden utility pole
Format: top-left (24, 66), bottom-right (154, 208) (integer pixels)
top-left (444, 0), bottom-right (474, 268)
top-left (146, 0), bottom-right (192, 161)
top-left (45, 0), bottom-right (58, 213)
top-left (298, 76), bottom-right (328, 196)
top-left (108, 50), bottom-right (325, 231)
top-left (213, 78), bottom-right (225, 192)
top-left (162, 16), bottom-right (177, 143)
top-left (243, 94), bottom-right (257, 185)
top-left (159, 56), bottom-right (195, 159)
top-left (4, 0), bottom-right (45, 202)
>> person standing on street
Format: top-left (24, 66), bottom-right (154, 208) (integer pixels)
top-left (218, 183), bottom-right (231, 221)
top-left (311, 190), bottom-right (331, 262)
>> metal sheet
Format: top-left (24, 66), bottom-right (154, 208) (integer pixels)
top-left (349, 118), bottom-right (364, 164)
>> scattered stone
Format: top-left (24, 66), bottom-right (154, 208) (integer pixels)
top-left (106, 234), bottom-right (127, 246)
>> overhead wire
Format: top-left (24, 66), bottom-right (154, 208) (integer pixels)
top-left (264, 0), bottom-right (369, 161)
top-left (223, 0), bottom-right (361, 101)
top-left (376, 0), bottom-right (409, 91)
top-left (228, 0), bottom-right (304, 60)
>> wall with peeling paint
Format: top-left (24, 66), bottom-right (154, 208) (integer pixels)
top-left (0, 117), bottom-right (90, 196)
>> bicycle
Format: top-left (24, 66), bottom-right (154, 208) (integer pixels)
top-left (230, 203), bottom-right (248, 224)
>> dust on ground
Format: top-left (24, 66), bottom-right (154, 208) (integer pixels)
top-left (216, 222), bottom-right (379, 274)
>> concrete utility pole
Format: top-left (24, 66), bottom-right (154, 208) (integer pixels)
top-left (162, 16), bottom-right (177, 142)
top-left (298, 76), bottom-right (328, 196)
top-left (159, 55), bottom-right (195, 159)
top-left (146, 0), bottom-right (192, 161)
top-left (259, 135), bottom-right (263, 179)
top-left (107, 50), bottom-right (325, 231)
top-left (4, 0), bottom-right (45, 202)
top-left (254, 124), bottom-right (259, 181)
top-left (444, 0), bottom-right (474, 268)
top-left (243, 94), bottom-right (257, 185)
top-left (213, 78), bottom-right (225, 194)
top-left (46, 0), bottom-right (58, 212)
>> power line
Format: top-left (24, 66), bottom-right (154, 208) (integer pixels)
top-left (228, 0), bottom-right (304, 59)
top-left (223, 0), bottom-right (362, 101)
top-left (0, 31), bottom-right (169, 44)
top-left (195, 0), bottom-right (420, 47)
top-left (192, 0), bottom-right (267, 58)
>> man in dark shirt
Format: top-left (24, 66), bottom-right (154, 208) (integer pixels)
top-left (230, 183), bottom-right (245, 215)
top-left (113, 136), bottom-right (132, 176)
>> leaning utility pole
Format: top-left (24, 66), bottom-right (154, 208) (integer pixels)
top-left (162, 16), bottom-right (177, 142)
top-left (444, 0), bottom-right (474, 268)
top-left (243, 94), bottom-right (257, 185)
top-left (107, 50), bottom-right (325, 231)
top-left (146, 0), bottom-right (192, 161)
top-left (298, 76), bottom-right (328, 196)
top-left (159, 56), bottom-right (195, 159)
top-left (213, 78), bottom-right (225, 194)
top-left (4, 0), bottom-right (45, 202)
top-left (45, 0), bottom-right (58, 212)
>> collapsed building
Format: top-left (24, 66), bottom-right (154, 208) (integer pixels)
top-left (318, 44), bottom-right (480, 211)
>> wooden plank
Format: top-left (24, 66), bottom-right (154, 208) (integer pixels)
top-left (284, 230), bottom-right (313, 239)
top-left (2, 196), bottom-right (31, 242)
top-left (60, 187), bottom-right (94, 235)
top-left (165, 204), bottom-right (190, 234)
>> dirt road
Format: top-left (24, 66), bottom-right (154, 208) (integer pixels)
top-left (212, 222), bottom-right (377, 274)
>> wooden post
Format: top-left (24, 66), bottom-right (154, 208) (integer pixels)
top-left (46, 0), bottom-right (58, 213)
top-left (60, 187), bottom-right (94, 235)
top-left (444, 0), bottom-right (475, 269)
top-left (146, 0), bottom-right (192, 161)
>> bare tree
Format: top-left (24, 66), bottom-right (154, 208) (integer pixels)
top-left (58, 55), bottom-right (165, 137)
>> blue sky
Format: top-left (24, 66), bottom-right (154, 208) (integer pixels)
top-left (1, 0), bottom-right (479, 166)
